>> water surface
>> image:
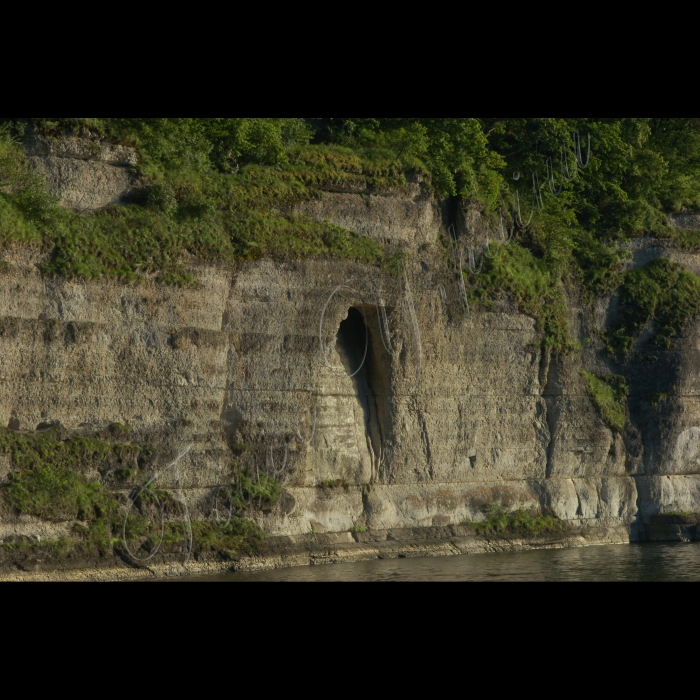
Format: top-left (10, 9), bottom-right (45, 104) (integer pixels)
top-left (182, 542), bottom-right (700, 582)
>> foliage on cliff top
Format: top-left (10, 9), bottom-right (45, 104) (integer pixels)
top-left (3, 118), bottom-right (700, 348)
top-left (7, 117), bottom-right (700, 237)
top-left (581, 372), bottom-right (629, 432)
top-left (607, 259), bottom-right (700, 357)
top-left (0, 121), bottom-right (389, 283)
top-left (313, 118), bottom-right (700, 228)
top-left (317, 119), bottom-right (700, 351)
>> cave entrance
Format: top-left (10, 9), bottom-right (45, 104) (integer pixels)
top-left (337, 308), bottom-right (371, 379)
top-left (335, 307), bottom-right (383, 478)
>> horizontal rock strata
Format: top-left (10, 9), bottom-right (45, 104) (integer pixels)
top-left (2, 151), bottom-right (700, 576)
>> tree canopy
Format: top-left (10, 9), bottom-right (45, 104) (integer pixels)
top-left (5, 117), bottom-right (699, 233)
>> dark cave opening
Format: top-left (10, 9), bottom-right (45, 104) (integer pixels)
top-left (336, 307), bottom-right (371, 379)
top-left (335, 307), bottom-right (383, 474)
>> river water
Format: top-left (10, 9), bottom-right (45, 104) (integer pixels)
top-left (182, 542), bottom-right (700, 582)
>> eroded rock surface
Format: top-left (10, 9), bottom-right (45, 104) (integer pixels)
top-left (24, 133), bottom-right (141, 211)
top-left (3, 180), bottom-right (700, 574)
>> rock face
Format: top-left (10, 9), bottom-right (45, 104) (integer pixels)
top-left (295, 183), bottom-right (441, 247)
top-left (0, 214), bottom-right (636, 543)
top-left (3, 138), bottom-right (700, 573)
top-left (23, 133), bottom-right (141, 211)
top-left (670, 213), bottom-right (700, 230)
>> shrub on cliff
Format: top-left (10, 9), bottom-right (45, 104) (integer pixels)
top-left (607, 259), bottom-right (700, 357)
top-left (464, 504), bottom-right (563, 536)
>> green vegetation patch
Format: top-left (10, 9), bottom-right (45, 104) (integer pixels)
top-left (191, 519), bottom-right (264, 554)
top-left (228, 470), bottom-right (281, 511)
top-left (472, 242), bottom-right (576, 353)
top-left (121, 506), bottom-right (263, 560)
top-left (581, 372), bottom-right (629, 432)
top-left (608, 259), bottom-right (700, 356)
top-left (464, 504), bottom-right (563, 536)
top-left (572, 231), bottom-right (631, 298)
top-left (8, 458), bottom-right (114, 523)
top-left (0, 426), bottom-right (270, 562)
top-left (0, 125), bottom-right (386, 285)
top-left (656, 226), bottom-right (700, 251)
top-left (0, 427), bottom-right (127, 554)
top-left (0, 428), bottom-right (114, 520)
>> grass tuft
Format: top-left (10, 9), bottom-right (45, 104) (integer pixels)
top-left (463, 504), bottom-right (564, 536)
top-left (581, 372), bottom-right (629, 432)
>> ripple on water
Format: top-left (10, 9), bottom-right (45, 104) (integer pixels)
top-left (175, 542), bottom-right (700, 582)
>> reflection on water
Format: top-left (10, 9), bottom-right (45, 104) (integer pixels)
top-left (182, 543), bottom-right (700, 582)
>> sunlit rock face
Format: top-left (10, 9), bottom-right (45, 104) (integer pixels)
top-left (4, 150), bottom-right (700, 558)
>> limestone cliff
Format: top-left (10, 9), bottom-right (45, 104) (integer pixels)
top-left (1, 134), bottom-right (699, 578)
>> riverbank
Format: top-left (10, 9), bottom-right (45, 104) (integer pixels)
top-left (0, 523), bottom-right (632, 582)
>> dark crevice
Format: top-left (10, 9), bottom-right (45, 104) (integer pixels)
top-left (336, 308), bottom-right (383, 477)
top-left (417, 407), bottom-right (434, 481)
top-left (539, 348), bottom-right (557, 479)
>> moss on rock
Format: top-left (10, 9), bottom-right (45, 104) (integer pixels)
top-left (581, 372), bottom-right (629, 432)
top-left (608, 259), bottom-right (700, 357)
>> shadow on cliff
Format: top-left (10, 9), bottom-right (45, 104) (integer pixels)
top-left (335, 308), bottom-right (384, 477)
